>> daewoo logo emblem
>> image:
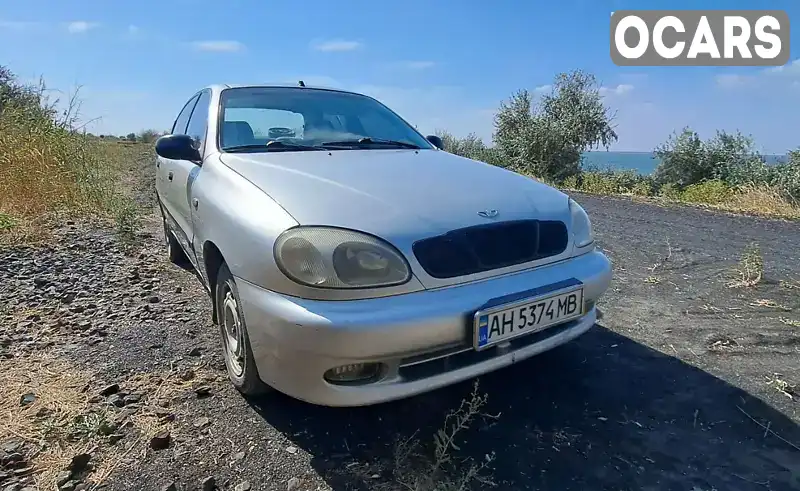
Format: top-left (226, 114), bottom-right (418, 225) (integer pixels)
top-left (477, 209), bottom-right (499, 218)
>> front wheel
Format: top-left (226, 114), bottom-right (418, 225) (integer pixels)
top-left (215, 262), bottom-right (271, 396)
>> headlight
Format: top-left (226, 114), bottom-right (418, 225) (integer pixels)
top-left (569, 198), bottom-right (594, 249)
top-left (274, 227), bottom-right (411, 289)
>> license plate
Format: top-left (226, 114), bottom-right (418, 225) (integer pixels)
top-left (473, 287), bottom-right (584, 350)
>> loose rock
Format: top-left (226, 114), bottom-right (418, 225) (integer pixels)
top-left (107, 395), bottom-right (125, 407)
top-left (68, 453), bottom-right (91, 474)
top-left (56, 471), bottom-right (72, 487)
top-left (193, 417), bottom-right (211, 429)
top-left (201, 476), bottom-right (216, 491)
top-left (234, 482), bottom-right (251, 491)
top-left (149, 430), bottom-right (171, 450)
top-left (194, 386), bottom-right (212, 398)
top-left (99, 384), bottom-right (119, 397)
top-left (18, 393), bottom-right (36, 407)
top-left (287, 477), bottom-right (301, 491)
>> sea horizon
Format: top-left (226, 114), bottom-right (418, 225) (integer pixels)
top-left (582, 151), bottom-right (789, 175)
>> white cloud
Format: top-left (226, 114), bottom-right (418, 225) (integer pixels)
top-left (66, 21), bottom-right (98, 34)
top-left (190, 40), bottom-right (245, 52)
top-left (765, 58), bottom-right (800, 77)
top-left (127, 25), bottom-right (139, 34)
top-left (715, 74), bottom-right (754, 89)
top-left (599, 84), bottom-right (634, 96)
top-left (534, 84), bottom-right (552, 93)
top-left (311, 39), bottom-right (362, 52)
top-left (0, 20), bottom-right (40, 31)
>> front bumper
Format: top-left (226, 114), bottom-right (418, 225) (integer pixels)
top-left (236, 249), bottom-right (612, 406)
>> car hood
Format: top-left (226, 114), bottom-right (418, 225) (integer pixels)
top-left (219, 149), bottom-right (570, 241)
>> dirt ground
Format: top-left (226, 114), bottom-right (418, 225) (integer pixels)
top-left (1, 153), bottom-right (798, 491)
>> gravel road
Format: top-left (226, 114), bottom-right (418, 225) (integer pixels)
top-left (1, 156), bottom-right (798, 491)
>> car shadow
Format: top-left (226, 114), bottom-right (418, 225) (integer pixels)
top-left (247, 325), bottom-right (800, 491)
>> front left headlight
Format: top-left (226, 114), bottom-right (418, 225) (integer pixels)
top-left (569, 198), bottom-right (594, 249)
top-left (274, 226), bottom-right (411, 289)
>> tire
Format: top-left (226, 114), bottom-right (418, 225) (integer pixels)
top-left (215, 262), bottom-right (271, 396)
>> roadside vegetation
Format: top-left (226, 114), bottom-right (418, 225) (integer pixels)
top-left (0, 66), bottom-right (152, 244)
top-left (437, 69), bottom-right (800, 219)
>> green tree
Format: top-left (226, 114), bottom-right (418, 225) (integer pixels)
top-left (126, 132), bottom-right (136, 142)
top-left (493, 70), bottom-right (618, 181)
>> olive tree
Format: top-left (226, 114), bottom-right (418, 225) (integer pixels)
top-left (493, 70), bottom-right (618, 181)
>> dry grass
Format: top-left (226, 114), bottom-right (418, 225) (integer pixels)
top-left (564, 173), bottom-right (800, 220)
top-left (727, 242), bottom-right (764, 288)
top-left (717, 185), bottom-right (800, 220)
top-left (0, 353), bottom-right (215, 489)
top-left (1, 355), bottom-right (109, 489)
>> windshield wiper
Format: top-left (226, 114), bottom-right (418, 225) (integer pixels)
top-left (222, 141), bottom-right (324, 153)
top-left (320, 137), bottom-right (421, 150)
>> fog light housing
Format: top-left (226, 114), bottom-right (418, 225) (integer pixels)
top-left (324, 363), bottom-right (382, 384)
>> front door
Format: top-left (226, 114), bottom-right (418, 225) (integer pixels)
top-left (157, 93), bottom-right (199, 253)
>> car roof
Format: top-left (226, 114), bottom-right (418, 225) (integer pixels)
top-left (203, 83), bottom-right (364, 96)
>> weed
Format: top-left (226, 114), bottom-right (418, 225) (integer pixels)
top-left (766, 373), bottom-right (796, 400)
top-left (644, 276), bottom-right (661, 284)
top-left (728, 242), bottom-right (763, 288)
top-left (392, 380), bottom-right (499, 491)
top-left (0, 212), bottom-right (18, 230)
top-left (779, 317), bottom-right (800, 328)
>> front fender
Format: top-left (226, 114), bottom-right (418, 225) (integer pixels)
top-left (191, 156), bottom-right (298, 289)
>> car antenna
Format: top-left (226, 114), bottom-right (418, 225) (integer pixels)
top-left (298, 80), bottom-right (305, 87)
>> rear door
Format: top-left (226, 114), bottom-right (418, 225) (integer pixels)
top-left (157, 92), bottom-right (199, 255)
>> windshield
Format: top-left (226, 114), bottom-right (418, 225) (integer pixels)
top-left (218, 87), bottom-right (433, 152)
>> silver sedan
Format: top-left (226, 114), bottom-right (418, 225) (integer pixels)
top-left (153, 84), bottom-right (612, 407)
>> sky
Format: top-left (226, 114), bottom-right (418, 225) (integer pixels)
top-left (1, 0), bottom-right (798, 154)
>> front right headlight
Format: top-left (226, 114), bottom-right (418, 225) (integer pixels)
top-left (569, 198), bottom-right (594, 249)
top-left (274, 226), bottom-right (411, 289)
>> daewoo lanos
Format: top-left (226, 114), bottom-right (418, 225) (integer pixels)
top-left (153, 83), bottom-right (612, 406)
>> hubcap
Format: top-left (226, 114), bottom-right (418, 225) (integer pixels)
top-left (221, 283), bottom-right (245, 377)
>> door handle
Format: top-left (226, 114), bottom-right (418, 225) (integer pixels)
top-left (168, 172), bottom-right (174, 181)
top-left (192, 198), bottom-right (199, 209)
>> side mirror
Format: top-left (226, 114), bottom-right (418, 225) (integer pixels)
top-left (426, 135), bottom-right (444, 150)
top-left (155, 134), bottom-right (201, 162)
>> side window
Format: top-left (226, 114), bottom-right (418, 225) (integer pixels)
top-left (186, 90), bottom-right (212, 150)
top-left (171, 94), bottom-right (199, 135)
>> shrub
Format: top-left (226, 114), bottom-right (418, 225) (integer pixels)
top-left (658, 183), bottom-right (681, 199)
top-left (631, 180), bottom-right (653, 196)
top-left (137, 128), bottom-right (164, 144)
top-left (679, 179), bottom-right (733, 204)
top-left (434, 130), bottom-right (504, 166)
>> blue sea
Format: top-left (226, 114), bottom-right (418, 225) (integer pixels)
top-left (582, 151), bottom-right (788, 175)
